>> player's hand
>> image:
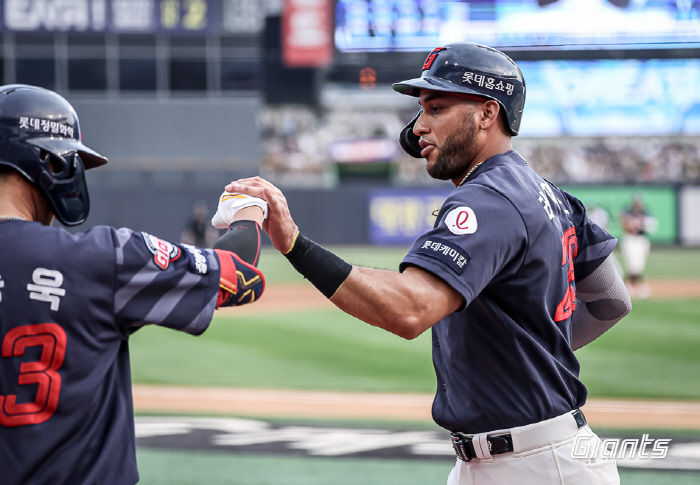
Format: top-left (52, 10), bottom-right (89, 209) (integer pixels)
top-left (211, 191), bottom-right (268, 229)
top-left (225, 177), bottom-right (298, 254)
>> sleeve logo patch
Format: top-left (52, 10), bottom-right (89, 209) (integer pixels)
top-left (142, 232), bottom-right (181, 270)
top-left (445, 206), bottom-right (477, 235)
top-left (181, 244), bottom-right (209, 274)
top-left (417, 237), bottom-right (470, 275)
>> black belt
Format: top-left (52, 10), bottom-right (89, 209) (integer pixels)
top-left (451, 409), bottom-right (588, 462)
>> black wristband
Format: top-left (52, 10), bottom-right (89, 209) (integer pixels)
top-left (284, 232), bottom-right (352, 299)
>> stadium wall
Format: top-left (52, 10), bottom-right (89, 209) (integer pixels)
top-left (77, 175), bottom-right (700, 248)
top-left (68, 99), bottom-right (699, 247)
top-left (72, 97), bottom-right (264, 172)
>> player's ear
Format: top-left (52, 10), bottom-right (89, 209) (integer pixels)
top-left (479, 100), bottom-right (501, 130)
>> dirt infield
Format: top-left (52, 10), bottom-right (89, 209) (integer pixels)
top-left (223, 283), bottom-right (334, 315)
top-left (132, 385), bottom-right (700, 430)
top-left (226, 278), bottom-right (700, 317)
top-left (639, 278), bottom-right (700, 299)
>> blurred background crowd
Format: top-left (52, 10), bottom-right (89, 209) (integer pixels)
top-left (3, 0), bottom-right (700, 251)
top-left (258, 104), bottom-right (700, 186)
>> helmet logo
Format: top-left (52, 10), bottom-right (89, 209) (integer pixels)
top-left (422, 47), bottom-right (446, 71)
top-left (19, 116), bottom-right (75, 138)
top-left (461, 70), bottom-right (516, 96)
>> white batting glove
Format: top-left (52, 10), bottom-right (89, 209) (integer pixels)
top-left (211, 192), bottom-right (268, 229)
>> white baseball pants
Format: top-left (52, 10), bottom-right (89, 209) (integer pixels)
top-left (446, 411), bottom-right (620, 485)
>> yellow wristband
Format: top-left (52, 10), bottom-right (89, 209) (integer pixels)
top-left (283, 230), bottom-right (301, 255)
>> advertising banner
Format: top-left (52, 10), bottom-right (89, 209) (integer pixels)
top-left (518, 59), bottom-right (700, 137)
top-left (369, 189), bottom-right (450, 245)
top-left (335, 0), bottom-right (700, 52)
top-left (562, 185), bottom-right (678, 244)
top-left (680, 186), bottom-right (700, 246)
top-left (282, 0), bottom-right (333, 68)
top-left (369, 185), bottom-right (678, 246)
top-left (1, 0), bottom-right (214, 33)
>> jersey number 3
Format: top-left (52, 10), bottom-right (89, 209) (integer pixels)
top-left (0, 323), bottom-right (66, 427)
top-left (555, 226), bottom-right (578, 322)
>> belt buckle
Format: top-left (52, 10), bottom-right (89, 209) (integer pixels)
top-left (451, 433), bottom-right (473, 462)
top-left (573, 409), bottom-right (588, 429)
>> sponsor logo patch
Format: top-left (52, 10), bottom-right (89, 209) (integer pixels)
top-left (461, 70), bottom-right (518, 96)
top-left (142, 232), bottom-right (181, 270)
top-left (181, 244), bottom-right (209, 275)
top-left (445, 206), bottom-right (478, 235)
top-left (417, 237), bottom-right (470, 275)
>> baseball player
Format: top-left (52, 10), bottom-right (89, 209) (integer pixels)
top-left (620, 197), bottom-right (656, 299)
top-left (0, 85), bottom-right (266, 485)
top-left (227, 43), bottom-right (632, 484)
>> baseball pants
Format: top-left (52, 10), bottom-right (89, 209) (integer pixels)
top-left (446, 411), bottom-right (620, 485)
top-left (620, 234), bottom-right (650, 277)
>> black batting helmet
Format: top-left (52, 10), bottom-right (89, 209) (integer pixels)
top-left (393, 42), bottom-right (526, 157)
top-left (0, 85), bottom-right (107, 226)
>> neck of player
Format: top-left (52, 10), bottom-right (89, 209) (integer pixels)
top-left (452, 136), bottom-right (513, 188)
top-left (0, 172), bottom-right (53, 225)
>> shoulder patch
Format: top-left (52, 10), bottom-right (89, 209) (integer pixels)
top-left (141, 232), bottom-right (181, 270)
top-left (416, 237), bottom-right (470, 275)
top-left (445, 206), bottom-right (477, 235)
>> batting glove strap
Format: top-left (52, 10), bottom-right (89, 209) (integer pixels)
top-left (212, 192), bottom-right (268, 229)
top-left (214, 249), bottom-right (266, 308)
top-left (284, 231), bottom-right (352, 299)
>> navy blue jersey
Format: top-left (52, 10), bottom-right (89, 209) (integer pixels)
top-left (0, 222), bottom-right (220, 485)
top-left (400, 151), bottom-right (616, 434)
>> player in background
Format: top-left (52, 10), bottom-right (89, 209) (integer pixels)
top-left (620, 196), bottom-right (657, 299)
top-left (587, 202), bottom-right (625, 277)
top-left (226, 43), bottom-right (632, 484)
top-left (0, 84), bottom-right (266, 485)
top-left (180, 200), bottom-right (220, 248)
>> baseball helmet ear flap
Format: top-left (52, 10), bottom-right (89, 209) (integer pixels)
top-left (399, 110), bottom-right (423, 159)
top-left (35, 150), bottom-right (90, 226)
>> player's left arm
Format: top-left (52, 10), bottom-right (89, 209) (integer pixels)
top-left (571, 255), bottom-right (631, 350)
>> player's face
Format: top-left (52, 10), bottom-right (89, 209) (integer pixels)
top-left (415, 91), bottom-right (482, 181)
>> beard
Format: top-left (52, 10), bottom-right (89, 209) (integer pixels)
top-left (426, 106), bottom-right (478, 181)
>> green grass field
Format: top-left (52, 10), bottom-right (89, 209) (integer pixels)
top-left (131, 246), bottom-right (700, 400)
top-left (135, 449), bottom-right (700, 485)
top-left (130, 246), bottom-right (700, 484)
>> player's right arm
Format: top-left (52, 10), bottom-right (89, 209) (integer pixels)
top-left (210, 194), bottom-right (266, 266)
top-left (112, 202), bottom-right (265, 334)
top-left (328, 264), bottom-right (463, 340)
top-left (208, 194), bottom-right (267, 307)
top-left (226, 177), bottom-right (464, 339)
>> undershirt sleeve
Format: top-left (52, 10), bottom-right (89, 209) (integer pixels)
top-left (571, 255), bottom-right (632, 350)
